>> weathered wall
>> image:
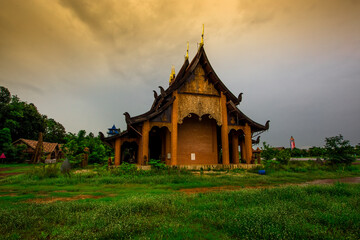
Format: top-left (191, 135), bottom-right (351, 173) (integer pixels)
top-left (177, 115), bottom-right (218, 165)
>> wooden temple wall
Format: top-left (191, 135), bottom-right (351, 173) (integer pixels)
top-left (113, 65), bottom-right (255, 166)
top-left (177, 115), bottom-right (218, 165)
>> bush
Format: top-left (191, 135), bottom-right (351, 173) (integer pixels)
top-left (149, 159), bottom-right (167, 170)
top-left (27, 163), bottom-right (60, 179)
top-left (261, 142), bottom-right (278, 160)
top-left (324, 135), bottom-right (355, 165)
top-left (276, 149), bottom-right (291, 165)
top-left (110, 162), bottom-right (139, 175)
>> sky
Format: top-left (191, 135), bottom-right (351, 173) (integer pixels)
top-left (1, 0), bottom-right (360, 148)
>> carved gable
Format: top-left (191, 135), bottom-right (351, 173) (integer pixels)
top-left (177, 66), bottom-right (222, 125)
top-left (179, 65), bottom-right (219, 96)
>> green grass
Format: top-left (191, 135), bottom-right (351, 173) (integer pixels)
top-left (0, 184), bottom-right (359, 239)
top-left (0, 163), bottom-right (360, 239)
top-left (0, 163), bottom-right (32, 174)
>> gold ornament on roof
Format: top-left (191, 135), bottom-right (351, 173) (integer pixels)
top-left (169, 65), bottom-right (175, 84)
top-left (200, 24), bottom-right (204, 47)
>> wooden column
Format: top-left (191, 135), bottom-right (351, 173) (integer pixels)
top-left (244, 123), bottom-right (252, 164)
top-left (240, 139), bottom-right (246, 161)
top-left (231, 134), bottom-right (239, 164)
top-left (141, 120), bottom-right (150, 165)
top-left (220, 92), bottom-right (230, 165)
top-left (171, 91), bottom-right (178, 166)
top-left (114, 138), bottom-right (122, 166)
top-left (165, 128), bottom-right (171, 165)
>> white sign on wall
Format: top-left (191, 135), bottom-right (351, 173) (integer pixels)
top-left (167, 153), bottom-right (171, 159)
top-left (191, 153), bottom-right (196, 160)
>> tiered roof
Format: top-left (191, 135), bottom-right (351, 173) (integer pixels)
top-left (123, 45), bottom-right (269, 132)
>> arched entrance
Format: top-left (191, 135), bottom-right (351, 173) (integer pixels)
top-left (121, 141), bottom-right (138, 164)
top-left (149, 126), bottom-right (170, 163)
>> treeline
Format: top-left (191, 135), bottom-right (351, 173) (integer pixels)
top-left (0, 86), bottom-right (112, 164)
top-left (0, 86), bottom-right (65, 143)
top-left (262, 135), bottom-right (359, 165)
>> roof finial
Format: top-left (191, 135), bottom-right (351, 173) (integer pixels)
top-left (200, 24), bottom-right (204, 47)
top-left (169, 65), bottom-right (175, 84)
top-left (185, 42), bottom-right (189, 60)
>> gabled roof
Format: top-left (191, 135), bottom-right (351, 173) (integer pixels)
top-left (126, 46), bottom-right (240, 125)
top-left (12, 138), bottom-right (60, 153)
top-left (164, 45), bottom-right (239, 103)
top-left (109, 45), bottom-right (268, 136)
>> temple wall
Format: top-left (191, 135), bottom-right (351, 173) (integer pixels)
top-left (177, 116), bottom-right (218, 165)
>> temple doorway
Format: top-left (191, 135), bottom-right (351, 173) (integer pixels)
top-left (149, 126), bottom-right (170, 162)
top-left (121, 141), bottom-right (138, 164)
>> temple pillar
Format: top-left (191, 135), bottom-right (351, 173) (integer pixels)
top-left (165, 128), bottom-right (171, 165)
top-left (220, 92), bottom-right (230, 165)
top-left (114, 138), bottom-right (122, 166)
top-left (141, 120), bottom-right (150, 165)
top-left (231, 134), bottom-right (239, 164)
top-left (244, 123), bottom-right (252, 164)
top-left (240, 139), bottom-right (246, 161)
top-left (171, 91), bottom-right (178, 165)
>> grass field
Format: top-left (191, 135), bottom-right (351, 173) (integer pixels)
top-left (0, 163), bottom-right (360, 239)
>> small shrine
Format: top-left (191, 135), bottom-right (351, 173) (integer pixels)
top-left (101, 27), bottom-right (269, 166)
top-left (107, 125), bottom-right (120, 137)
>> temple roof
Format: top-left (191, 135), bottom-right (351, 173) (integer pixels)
top-left (104, 45), bottom-right (269, 140)
top-left (127, 46), bottom-right (239, 124)
top-left (126, 46), bottom-right (267, 131)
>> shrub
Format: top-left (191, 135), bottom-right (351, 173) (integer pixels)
top-left (261, 142), bottom-right (278, 160)
top-left (149, 159), bottom-right (167, 170)
top-left (110, 162), bottom-right (139, 175)
top-left (324, 135), bottom-right (355, 165)
top-left (276, 149), bottom-right (291, 165)
top-left (27, 163), bottom-right (60, 179)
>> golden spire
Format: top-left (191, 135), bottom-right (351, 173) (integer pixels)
top-left (169, 65), bottom-right (175, 84)
top-left (200, 24), bottom-right (204, 47)
top-left (185, 42), bottom-right (189, 60)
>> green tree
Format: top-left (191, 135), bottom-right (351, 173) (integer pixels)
top-left (291, 148), bottom-right (304, 157)
top-left (0, 92), bottom-right (46, 141)
top-left (276, 149), bottom-right (291, 164)
top-left (0, 86), bottom-right (11, 104)
top-left (44, 118), bottom-right (66, 143)
top-left (63, 130), bottom-right (112, 166)
top-left (261, 142), bottom-right (278, 160)
top-left (308, 147), bottom-right (325, 157)
top-left (0, 128), bottom-right (26, 163)
top-left (324, 135), bottom-right (355, 165)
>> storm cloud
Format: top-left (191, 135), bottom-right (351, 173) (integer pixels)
top-left (1, 0), bottom-right (359, 147)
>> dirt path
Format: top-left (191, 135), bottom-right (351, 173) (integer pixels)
top-left (0, 167), bottom-right (25, 178)
top-left (304, 177), bottom-right (360, 185)
top-left (179, 177), bottom-right (360, 194)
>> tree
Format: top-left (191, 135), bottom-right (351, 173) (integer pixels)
top-left (0, 93), bottom-right (46, 141)
top-left (0, 86), bottom-right (11, 104)
top-left (261, 142), bottom-right (278, 160)
top-left (44, 118), bottom-right (66, 143)
top-left (324, 134), bottom-right (355, 165)
top-left (308, 147), bottom-right (325, 157)
top-left (63, 130), bottom-right (112, 167)
top-left (0, 128), bottom-right (26, 163)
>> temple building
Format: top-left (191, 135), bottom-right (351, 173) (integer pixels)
top-left (101, 30), bottom-right (269, 166)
